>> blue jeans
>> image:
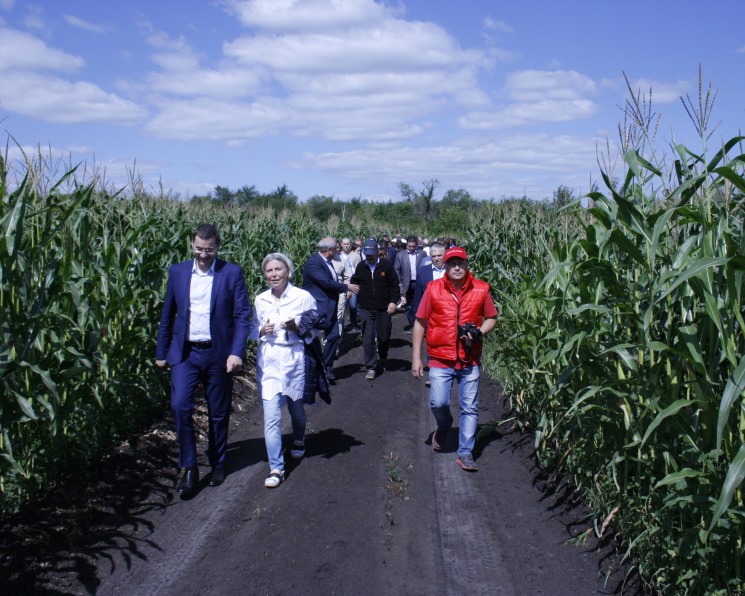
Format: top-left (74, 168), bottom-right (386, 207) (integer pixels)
top-left (346, 292), bottom-right (358, 327)
top-left (428, 366), bottom-right (480, 457)
top-left (262, 393), bottom-right (306, 472)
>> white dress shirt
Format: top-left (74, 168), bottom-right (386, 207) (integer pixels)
top-left (408, 252), bottom-right (417, 281)
top-left (188, 259), bottom-right (214, 342)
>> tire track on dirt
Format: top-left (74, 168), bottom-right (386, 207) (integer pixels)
top-left (99, 455), bottom-right (266, 595)
top-left (417, 372), bottom-right (516, 596)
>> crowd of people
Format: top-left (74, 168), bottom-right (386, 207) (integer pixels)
top-left (156, 224), bottom-right (496, 496)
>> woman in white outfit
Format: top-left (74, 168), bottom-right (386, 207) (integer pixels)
top-left (252, 253), bottom-right (317, 488)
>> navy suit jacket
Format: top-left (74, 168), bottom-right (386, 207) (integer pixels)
top-left (412, 263), bottom-right (441, 317)
top-left (156, 259), bottom-right (252, 366)
top-left (302, 252), bottom-right (349, 332)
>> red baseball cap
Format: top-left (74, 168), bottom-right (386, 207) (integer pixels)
top-left (444, 247), bottom-right (468, 261)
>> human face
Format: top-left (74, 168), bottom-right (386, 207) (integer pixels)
top-left (445, 258), bottom-right (468, 284)
top-left (319, 246), bottom-right (335, 260)
top-left (264, 259), bottom-right (290, 295)
top-left (341, 239), bottom-right (352, 253)
top-left (192, 236), bottom-right (219, 272)
top-left (430, 248), bottom-right (445, 269)
top-left (407, 240), bottom-right (417, 253)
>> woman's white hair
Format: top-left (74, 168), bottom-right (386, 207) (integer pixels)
top-left (262, 252), bottom-right (294, 279)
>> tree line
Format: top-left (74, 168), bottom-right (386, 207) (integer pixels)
top-left (189, 178), bottom-right (577, 239)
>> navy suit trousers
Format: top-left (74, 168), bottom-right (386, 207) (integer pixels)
top-left (171, 345), bottom-right (233, 469)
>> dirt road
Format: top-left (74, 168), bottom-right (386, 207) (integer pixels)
top-left (2, 313), bottom-right (641, 595)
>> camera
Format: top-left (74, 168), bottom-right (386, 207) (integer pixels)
top-left (458, 322), bottom-right (483, 342)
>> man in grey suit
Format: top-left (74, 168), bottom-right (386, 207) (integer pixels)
top-left (394, 235), bottom-right (427, 333)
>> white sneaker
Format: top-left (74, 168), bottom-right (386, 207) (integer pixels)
top-left (365, 369), bottom-right (376, 380)
top-left (264, 469), bottom-right (285, 488)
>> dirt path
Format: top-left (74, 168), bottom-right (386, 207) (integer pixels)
top-left (1, 312), bottom-right (643, 595)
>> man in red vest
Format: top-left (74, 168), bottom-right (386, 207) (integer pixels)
top-left (410, 247), bottom-right (498, 472)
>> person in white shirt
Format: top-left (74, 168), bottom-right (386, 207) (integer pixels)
top-left (340, 237), bottom-right (361, 330)
top-left (252, 253), bottom-right (318, 489)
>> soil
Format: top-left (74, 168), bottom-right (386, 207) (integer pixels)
top-left (0, 312), bottom-right (646, 595)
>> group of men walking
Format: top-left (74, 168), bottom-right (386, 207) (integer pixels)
top-left (155, 225), bottom-right (497, 497)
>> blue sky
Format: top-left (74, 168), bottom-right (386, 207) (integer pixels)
top-left (1, 0), bottom-right (743, 203)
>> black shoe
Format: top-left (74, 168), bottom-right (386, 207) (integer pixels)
top-left (209, 468), bottom-right (225, 487)
top-left (178, 466), bottom-right (199, 497)
top-left (327, 370), bottom-right (336, 383)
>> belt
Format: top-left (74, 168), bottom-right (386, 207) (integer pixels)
top-left (188, 341), bottom-right (213, 349)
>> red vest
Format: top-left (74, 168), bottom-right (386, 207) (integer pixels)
top-left (426, 272), bottom-right (491, 363)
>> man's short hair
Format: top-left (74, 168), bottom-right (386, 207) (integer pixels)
top-left (193, 223), bottom-right (221, 246)
top-left (317, 237), bottom-right (337, 251)
top-left (429, 242), bottom-right (446, 253)
top-left (406, 235), bottom-right (417, 245)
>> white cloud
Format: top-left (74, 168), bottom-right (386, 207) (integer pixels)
top-left (631, 77), bottom-right (690, 104)
top-left (141, 3), bottom-right (492, 143)
top-left (63, 14), bottom-right (106, 34)
top-left (507, 70), bottom-right (597, 102)
top-left (459, 70), bottom-right (599, 129)
top-left (1, 72), bottom-right (147, 124)
top-left (225, 0), bottom-right (395, 33)
top-left (0, 27), bottom-right (84, 72)
top-left (0, 0), bottom-right (14, 11)
top-left (300, 133), bottom-right (599, 200)
top-left (484, 17), bottom-right (512, 33)
top-left (224, 20), bottom-right (487, 74)
top-left (143, 33), bottom-right (266, 98)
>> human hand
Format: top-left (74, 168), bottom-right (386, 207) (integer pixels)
top-left (156, 359), bottom-right (168, 369)
top-left (226, 355), bottom-right (243, 373)
top-left (281, 318), bottom-right (298, 333)
top-left (386, 302), bottom-right (397, 315)
top-left (261, 321), bottom-right (275, 337)
top-left (411, 357), bottom-right (424, 379)
top-left (347, 283), bottom-right (360, 295)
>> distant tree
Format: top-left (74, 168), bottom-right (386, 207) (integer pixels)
top-left (552, 185), bottom-right (575, 208)
top-left (440, 188), bottom-right (474, 210)
top-left (235, 184), bottom-right (260, 206)
top-left (264, 184), bottom-right (298, 211)
top-left (304, 195), bottom-right (336, 221)
top-left (433, 206), bottom-right (469, 238)
top-left (214, 185), bottom-right (234, 203)
top-left (398, 178), bottom-right (439, 221)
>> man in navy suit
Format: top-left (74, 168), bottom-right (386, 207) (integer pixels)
top-left (395, 235), bottom-right (427, 332)
top-left (302, 237), bottom-right (359, 381)
top-left (156, 223), bottom-right (252, 497)
top-left (412, 242), bottom-right (447, 315)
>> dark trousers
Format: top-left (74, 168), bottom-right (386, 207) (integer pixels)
top-left (405, 281), bottom-right (416, 327)
top-left (322, 318), bottom-right (340, 371)
top-left (359, 307), bottom-right (392, 370)
top-left (171, 345), bottom-right (233, 470)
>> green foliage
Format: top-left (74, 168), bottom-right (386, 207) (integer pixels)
top-left (470, 130), bottom-right (745, 592)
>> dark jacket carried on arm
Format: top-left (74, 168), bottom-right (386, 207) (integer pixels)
top-left (351, 258), bottom-right (401, 311)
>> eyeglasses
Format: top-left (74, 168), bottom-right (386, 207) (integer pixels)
top-left (193, 247), bottom-right (217, 255)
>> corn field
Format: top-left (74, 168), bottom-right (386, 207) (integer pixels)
top-left (0, 153), bottom-right (384, 513)
top-left (467, 128), bottom-right (745, 592)
top-left (3, 100), bottom-right (745, 592)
